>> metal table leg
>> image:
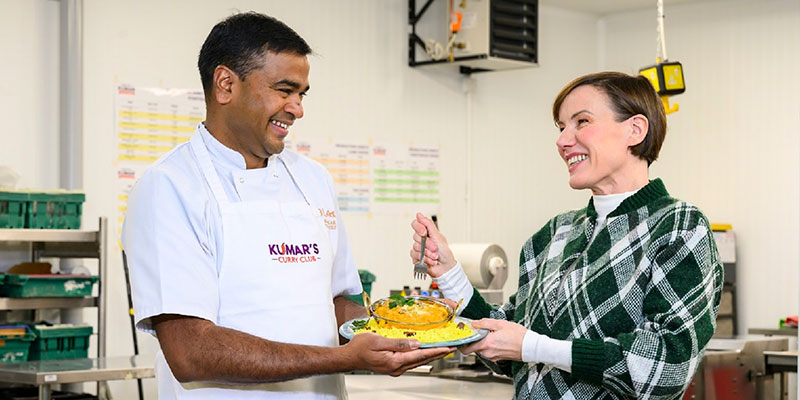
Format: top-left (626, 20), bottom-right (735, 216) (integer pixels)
top-left (38, 384), bottom-right (51, 400)
top-left (780, 371), bottom-right (787, 400)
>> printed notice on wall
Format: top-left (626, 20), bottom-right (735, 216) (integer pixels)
top-left (289, 138), bottom-right (372, 213)
top-left (370, 143), bottom-right (440, 215)
top-left (285, 139), bottom-right (441, 215)
top-left (114, 85), bottom-right (205, 239)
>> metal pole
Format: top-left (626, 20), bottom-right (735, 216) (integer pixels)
top-left (123, 250), bottom-right (145, 400)
top-left (59, 1), bottom-right (89, 397)
top-left (98, 217), bottom-right (107, 358)
top-left (60, 0), bottom-right (83, 189)
top-left (98, 216), bottom-right (109, 399)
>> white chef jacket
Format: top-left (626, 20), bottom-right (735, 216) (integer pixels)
top-left (121, 124), bottom-right (362, 396)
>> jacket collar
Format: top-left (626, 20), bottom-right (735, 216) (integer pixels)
top-left (586, 178), bottom-right (668, 219)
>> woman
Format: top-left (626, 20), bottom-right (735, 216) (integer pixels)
top-left (411, 71), bottom-right (723, 399)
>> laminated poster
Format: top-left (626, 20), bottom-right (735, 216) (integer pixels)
top-left (113, 85), bottom-right (205, 243)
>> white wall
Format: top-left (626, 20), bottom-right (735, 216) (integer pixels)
top-left (0, 0), bottom-right (60, 189)
top-left (2, 0), bottom-right (798, 399)
top-left (599, 0), bottom-right (800, 337)
top-left (466, 5), bottom-right (600, 292)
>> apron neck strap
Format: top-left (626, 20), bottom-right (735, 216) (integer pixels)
top-left (189, 132), bottom-right (230, 206)
top-left (191, 130), bottom-right (316, 208)
top-left (275, 154), bottom-right (313, 206)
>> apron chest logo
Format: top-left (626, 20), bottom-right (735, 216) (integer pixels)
top-left (268, 243), bottom-right (321, 264)
top-left (318, 208), bottom-right (337, 230)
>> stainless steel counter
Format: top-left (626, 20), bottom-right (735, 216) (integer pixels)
top-left (0, 355), bottom-right (153, 400)
top-left (345, 373), bottom-right (513, 400)
top-left (0, 355), bottom-right (153, 385)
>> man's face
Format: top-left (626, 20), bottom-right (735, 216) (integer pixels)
top-left (227, 51), bottom-right (310, 163)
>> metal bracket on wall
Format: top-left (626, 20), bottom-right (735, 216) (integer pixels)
top-left (407, 0), bottom-right (489, 74)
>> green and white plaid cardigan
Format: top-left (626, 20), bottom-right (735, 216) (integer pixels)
top-left (462, 179), bottom-right (723, 400)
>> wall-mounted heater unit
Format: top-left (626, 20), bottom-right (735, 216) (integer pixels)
top-left (409, 0), bottom-right (538, 74)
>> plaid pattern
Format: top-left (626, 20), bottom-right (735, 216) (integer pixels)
top-left (462, 179), bottom-right (723, 400)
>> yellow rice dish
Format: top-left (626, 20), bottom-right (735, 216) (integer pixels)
top-left (352, 318), bottom-right (475, 343)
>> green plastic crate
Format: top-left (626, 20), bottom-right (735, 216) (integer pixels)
top-left (345, 269), bottom-right (376, 303)
top-left (0, 274), bottom-right (98, 298)
top-left (27, 191), bottom-right (85, 229)
top-left (0, 191), bottom-right (28, 229)
top-left (27, 324), bottom-right (92, 361)
top-left (0, 326), bottom-right (35, 363)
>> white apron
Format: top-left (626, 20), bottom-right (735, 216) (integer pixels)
top-left (154, 133), bottom-right (346, 399)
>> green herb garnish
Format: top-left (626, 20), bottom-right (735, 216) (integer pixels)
top-left (352, 319), bottom-right (369, 330)
top-left (388, 294), bottom-right (416, 307)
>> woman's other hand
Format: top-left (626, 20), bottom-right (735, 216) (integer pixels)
top-left (410, 213), bottom-right (456, 278)
top-left (459, 319), bottom-right (526, 362)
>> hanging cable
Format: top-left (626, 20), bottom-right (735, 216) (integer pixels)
top-left (656, 0), bottom-right (667, 62)
top-left (639, 0), bottom-right (685, 114)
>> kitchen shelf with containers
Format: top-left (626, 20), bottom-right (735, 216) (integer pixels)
top-left (0, 209), bottom-right (105, 368)
top-left (0, 213), bottom-right (153, 399)
top-left (0, 212), bottom-right (106, 363)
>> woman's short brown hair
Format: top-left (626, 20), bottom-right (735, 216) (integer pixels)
top-left (552, 71), bottom-right (667, 166)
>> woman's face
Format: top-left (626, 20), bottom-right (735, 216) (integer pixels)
top-left (555, 85), bottom-right (646, 195)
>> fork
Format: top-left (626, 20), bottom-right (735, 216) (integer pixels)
top-left (413, 236), bottom-right (428, 280)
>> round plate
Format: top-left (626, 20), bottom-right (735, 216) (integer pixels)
top-left (339, 316), bottom-right (488, 348)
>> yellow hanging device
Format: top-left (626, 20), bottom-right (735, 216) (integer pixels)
top-left (638, 0), bottom-right (683, 114)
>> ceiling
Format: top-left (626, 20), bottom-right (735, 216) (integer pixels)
top-left (538, 0), bottom-right (698, 16)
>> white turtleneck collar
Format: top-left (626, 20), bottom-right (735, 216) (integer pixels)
top-left (590, 189), bottom-right (639, 241)
top-left (593, 190), bottom-right (638, 221)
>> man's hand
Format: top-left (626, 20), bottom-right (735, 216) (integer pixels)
top-left (154, 314), bottom-right (454, 383)
top-left (459, 319), bottom-right (526, 362)
top-left (410, 213), bottom-right (457, 278)
top-left (343, 332), bottom-right (454, 376)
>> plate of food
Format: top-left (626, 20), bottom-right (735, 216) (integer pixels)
top-left (338, 294), bottom-right (489, 348)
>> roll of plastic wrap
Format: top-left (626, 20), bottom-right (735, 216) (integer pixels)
top-left (449, 243), bottom-right (508, 289)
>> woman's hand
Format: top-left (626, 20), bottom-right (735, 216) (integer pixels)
top-left (459, 319), bottom-right (527, 362)
top-left (410, 213), bottom-right (457, 278)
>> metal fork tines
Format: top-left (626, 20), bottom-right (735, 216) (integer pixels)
top-left (413, 236), bottom-right (428, 280)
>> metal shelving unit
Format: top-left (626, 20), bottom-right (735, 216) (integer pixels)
top-left (0, 297), bottom-right (97, 310)
top-left (0, 217), bottom-right (108, 358)
top-left (0, 217), bottom-right (153, 400)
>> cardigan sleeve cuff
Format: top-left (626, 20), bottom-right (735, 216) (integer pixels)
top-left (432, 262), bottom-right (473, 314)
top-left (522, 331), bottom-right (572, 372)
top-left (571, 338), bottom-right (605, 385)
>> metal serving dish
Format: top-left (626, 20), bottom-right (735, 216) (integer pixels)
top-left (366, 295), bottom-right (455, 330)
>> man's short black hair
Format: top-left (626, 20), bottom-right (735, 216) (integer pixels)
top-left (198, 12), bottom-right (312, 96)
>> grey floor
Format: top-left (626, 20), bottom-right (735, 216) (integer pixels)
top-left (345, 374), bottom-right (513, 399)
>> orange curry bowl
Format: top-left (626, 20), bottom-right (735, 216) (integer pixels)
top-left (369, 295), bottom-right (454, 330)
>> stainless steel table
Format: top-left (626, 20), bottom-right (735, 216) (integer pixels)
top-left (764, 350), bottom-right (798, 400)
top-left (765, 350), bottom-right (798, 373)
top-left (749, 327), bottom-right (798, 337)
top-left (345, 373), bottom-right (513, 400)
top-left (0, 355), bottom-right (154, 400)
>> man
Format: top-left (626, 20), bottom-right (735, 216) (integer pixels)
top-left (122, 12), bottom-right (452, 399)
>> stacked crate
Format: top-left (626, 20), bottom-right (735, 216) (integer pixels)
top-left (0, 190), bottom-right (85, 229)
